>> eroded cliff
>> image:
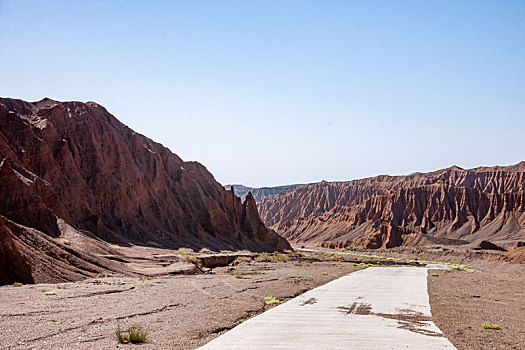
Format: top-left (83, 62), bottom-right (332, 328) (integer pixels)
top-left (0, 97), bottom-right (289, 284)
top-left (258, 164), bottom-right (525, 248)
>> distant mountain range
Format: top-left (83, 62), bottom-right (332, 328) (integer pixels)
top-left (257, 163), bottom-right (525, 249)
top-left (224, 184), bottom-right (305, 202)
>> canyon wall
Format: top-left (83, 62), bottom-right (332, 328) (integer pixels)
top-left (0, 97), bottom-right (289, 283)
top-left (258, 164), bottom-right (525, 249)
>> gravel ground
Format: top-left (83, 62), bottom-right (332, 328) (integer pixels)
top-left (2, 246), bottom-right (523, 350)
top-left (0, 260), bottom-right (357, 350)
top-left (428, 261), bottom-right (525, 350)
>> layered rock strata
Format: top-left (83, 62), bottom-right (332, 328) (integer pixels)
top-left (259, 164), bottom-right (525, 249)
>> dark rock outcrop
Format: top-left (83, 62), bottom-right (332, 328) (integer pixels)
top-left (0, 97), bottom-right (290, 284)
top-left (258, 164), bottom-right (525, 249)
top-left (478, 240), bottom-right (506, 251)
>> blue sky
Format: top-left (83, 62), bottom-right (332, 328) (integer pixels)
top-left (0, 0), bottom-right (523, 187)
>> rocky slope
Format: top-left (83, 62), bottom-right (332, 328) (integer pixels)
top-left (224, 184), bottom-right (304, 201)
top-left (258, 164), bottom-right (525, 249)
top-left (0, 97), bottom-right (289, 284)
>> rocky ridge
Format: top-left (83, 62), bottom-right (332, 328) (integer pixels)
top-left (258, 164), bottom-right (525, 249)
top-left (0, 97), bottom-right (290, 284)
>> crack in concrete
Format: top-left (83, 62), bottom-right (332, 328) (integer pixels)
top-left (300, 297), bottom-right (317, 306)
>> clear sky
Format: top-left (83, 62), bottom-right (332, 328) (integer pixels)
top-left (0, 1), bottom-right (524, 187)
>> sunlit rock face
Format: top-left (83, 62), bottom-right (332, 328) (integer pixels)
top-left (258, 163), bottom-right (525, 249)
top-left (0, 97), bottom-right (290, 284)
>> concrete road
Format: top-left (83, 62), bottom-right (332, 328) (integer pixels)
top-left (198, 267), bottom-right (456, 350)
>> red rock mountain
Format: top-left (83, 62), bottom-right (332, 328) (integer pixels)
top-left (258, 164), bottom-right (525, 249)
top-left (0, 97), bottom-right (289, 284)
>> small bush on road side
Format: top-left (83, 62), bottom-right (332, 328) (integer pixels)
top-left (116, 323), bottom-right (148, 344)
top-left (128, 325), bottom-right (148, 343)
top-left (116, 324), bottom-right (126, 344)
top-left (264, 296), bottom-right (282, 305)
top-left (481, 322), bottom-right (501, 330)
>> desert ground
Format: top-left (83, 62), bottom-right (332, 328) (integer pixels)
top-left (0, 246), bottom-right (523, 350)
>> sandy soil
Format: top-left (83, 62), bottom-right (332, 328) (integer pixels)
top-left (1, 245), bottom-right (523, 350)
top-left (428, 262), bottom-right (525, 350)
top-left (0, 258), bottom-right (358, 349)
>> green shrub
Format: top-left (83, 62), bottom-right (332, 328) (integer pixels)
top-left (43, 290), bottom-right (57, 296)
top-left (116, 324), bottom-right (126, 344)
top-left (13, 282), bottom-right (22, 287)
top-left (430, 273), bottom-right (439, 277)
top-left (116, 323), bottom-right (148, 344)
top-left (264, 296), bottom-right (282, 305)
top-left (302, 276), bottom-right (313, 281)
top-left (322, 272), bottom-right (328, 275)
top-left (481, 322), bottom-right (501, 330)
top-left (128, 325), bottom-right (148, 343)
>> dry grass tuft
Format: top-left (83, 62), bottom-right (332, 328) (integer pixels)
top-left (116, 324), bottom-right (148, 344)
top-left (235, 256), bottom-right (253, 263)
top-left (174, 247), bottom-right (194, 255)
top-left (180, 255), bottom-right (200, 265)
top-left (254, 252), bottom-right (288, 263)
